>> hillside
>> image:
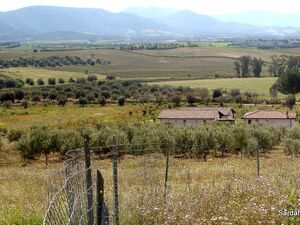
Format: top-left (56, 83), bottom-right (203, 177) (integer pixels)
top-left (1, 6), bottom-right (300, 41)
top-left (0, 6), bottom-right (174, 41)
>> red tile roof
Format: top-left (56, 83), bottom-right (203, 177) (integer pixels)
top-left (242, 110), bottom-right (297, 119)
top-left (158, 107), bottom-right (234, 119)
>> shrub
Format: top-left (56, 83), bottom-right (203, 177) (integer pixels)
top-left (98, 96), bottom-right (106, 106)
top-left (285, 94), bottom-right (296, 109)
top-left (3, 100), bottom-right (12, 109)
top-left (284, 138), bottom-right (300, 157)
top-left (118, 96), bottom-right (126, 106)
top-left (213, 89), bottom-right (223, 99)
top-left (193, 127), bottom-right (211, 161)
top-left (58, 78), bottom-right (65, 84)
top-left (171, 95), bottom-right (181, 107)
top-left (21, 100), bottom-right (28, 109)
top-left (14, 89), bottom-right (25, 101)
top-left (8, 129), bottom-right (23, 142)
top-left (48, 78), bottom-right (56, 85)
top-left (174, 127), bottom-right (194, 155)
top-left (186, 93), bottom-right (197, 106)
top-left (57, 95), bottom-right (67, 106)
top-left (37, 79), bottom-right (45, 86)
top-left (243, 137), bottom-right (259, 156)
top-left (79, 97), bottom-right (88, 107)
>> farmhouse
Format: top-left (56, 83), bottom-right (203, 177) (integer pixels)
top-left (158, 107), bottom-right (235, 126)
top-left (242, 110), bottom-right (297, 128)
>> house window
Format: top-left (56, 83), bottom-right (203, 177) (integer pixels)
top-left (183, 120), bottom-right (186, 125)
top-left (248, 120), bottom-right (252, 124)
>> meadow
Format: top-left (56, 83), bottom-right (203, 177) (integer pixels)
top-left (0, 103), bottom-right (158, 131)
top-left (1, 44), bottom-right (300, 224)
top-left (151, 77), bottom-right (278, 96)
top-left (0, 67), bottom-right (105, 83)
top-left (2, 46), bottom-right (296, 79)
top-left (1, 146), bottom-right (300, 224)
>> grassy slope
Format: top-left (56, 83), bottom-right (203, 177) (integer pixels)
top-left (1, 47), bottom-right (300, 79)
top-left (1, 149), bottom-right (300, 224)
top-left (151, 77), bottom-right (278, 96)
top-left (0, 104), bottom-right (159, 130)
top-left (0, 67), bottom-right (105, 83)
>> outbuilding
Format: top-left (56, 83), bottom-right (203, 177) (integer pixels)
top-left (242, 110), bottom-right (296, 128)
top-left (158, 107), bottom-right (235, 126)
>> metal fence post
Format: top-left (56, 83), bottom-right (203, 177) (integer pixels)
top-left (112, 137), bottom-right (119, 225)
top-left (164, 148), bottom-right (170, 198)
top-left (84, 140), bottom-right (94, 225)
top-left (96, 170), bottom-right (104, 225)
top-left (256, 146), bottom-right (260, 177)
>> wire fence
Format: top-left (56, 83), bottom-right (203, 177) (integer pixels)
top-left (43, 140), bottom-right (172, 225)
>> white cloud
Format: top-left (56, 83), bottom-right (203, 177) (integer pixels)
top-left (2, 0), bottom-right (300, 14)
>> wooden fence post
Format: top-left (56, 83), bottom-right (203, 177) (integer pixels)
top-left (96, 170), bottom-right (104, 225)
top-left (256, 146), bottom-right (260, 177)
top-left (164, 148), bottom-right (170, 198)
top-left (112, 137), bottom-right (119, 225)
top-left (84, 140), bottom-right (94, 225)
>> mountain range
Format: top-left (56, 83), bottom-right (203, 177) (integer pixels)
top-left (1, 6), bottom-right (300, 41)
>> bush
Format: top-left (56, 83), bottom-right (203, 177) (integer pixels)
top-left (3, 100), bottom-right (12, 109)
top-left (284, 138), bottom-right (300, 157)
top-left (193, 127), bottom-right (212, 161)
top-left (58, 78), bottom-right (65, 84)
top-left (98, 96), bottom-right (106, 106)
top-left (48, 78), bottom-right (56, 85)
top-left (37, 79), bottom-right (45, 86)
top-left (57, 95), bottom-right (67, 106)
top-left (118, 96), bottom-right (126, 106)
top-left (8, 129), bottom-right (23, 142)
top-left (285, 94), bottom-right (296, 109)
top-left (21, 100), bottom-right (28, 109)
top-left (186, 93), bottom-right (197, 106)
top-left (174, 127), bottom-right (194, 155)
top-left (79, 97), bottom-right (88, 106)
top-left (243, 137), bottom-right (259, 156)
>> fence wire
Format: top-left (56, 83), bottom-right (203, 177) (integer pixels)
top-left (43, 149), bottom-right (98, 225)
top-left (43, 144), bottom-right (172, 225)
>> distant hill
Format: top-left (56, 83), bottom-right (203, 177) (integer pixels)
top-left (1, 6), bottom-right (300, 41)
top-left (124, 7), bottom-right (178, 19)
top-left (157, 10), bottom-right (257, 36)
top-left (0, 6), bottom-right (175, 41)
top-left (216, 11), bottom-right (300, 28)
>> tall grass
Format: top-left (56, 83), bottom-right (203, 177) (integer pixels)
top-left (1, 149), bottom-right (299, 224)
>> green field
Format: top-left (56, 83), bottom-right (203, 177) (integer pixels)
top-left (0, 67), bottom-right (105, 83)
top-left (0, 104), bottom-right (159, 130)
top-left (3, 46), bottom-right (298, 79)
top-left (151, 77), bottom-right (278, 96)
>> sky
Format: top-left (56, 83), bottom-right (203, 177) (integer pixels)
top-left (2, 0), bottom-right (300, 15)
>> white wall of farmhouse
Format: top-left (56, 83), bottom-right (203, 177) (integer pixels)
top-left (244, 118), bottom-right (294, 128)
top-left (160, 118), bottom-right (213, 126)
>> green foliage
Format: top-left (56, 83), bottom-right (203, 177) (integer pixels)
top-left (274, 69), bottom-right (300, 94)
top-left (193, 127), bottom-right (212, 161)
top-left (284, 138), bottom-right (300, 157)
top-left (13, 122), bottom-right (286, 161)
top-left (174, 127), bottom-right (194, 155)
top-left (8, 129), bottom-right (23, 142)
top-left (98, 96), bottom-right (106, 106)
top-left (285, 94), bottom-right (296, 109)
top-left (57, 95), bottom-right (67, 106)
top-left (79, 97), bottom-right (88, 106)
top-left (118, 96), bottom-right (126, 106)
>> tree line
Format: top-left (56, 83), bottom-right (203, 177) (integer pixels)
top-left (6, 123), bottom-right (287, 165)
top-left (1, 78), bottom-right (282, 109)
top-left (234, 56), bottom-right (264, 77)
top-left (0, 55), bottom-right (110, 69)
